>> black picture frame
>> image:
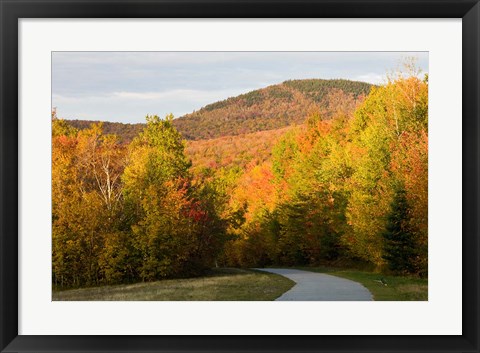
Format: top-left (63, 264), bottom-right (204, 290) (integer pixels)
top-left (1, 1), bottom-right (478, 352)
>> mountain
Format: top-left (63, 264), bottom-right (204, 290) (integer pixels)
top-left (65, 78), bottom-right (372, 143)
top-left (173, 79), bottom-right (372, 140)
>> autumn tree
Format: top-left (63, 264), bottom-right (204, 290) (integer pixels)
top-left (345, 70), bottom-right (428, 268)
top-left (122, 114), bottom-right (227, 280)
top-left (52, 118), bottom-right (127, 287)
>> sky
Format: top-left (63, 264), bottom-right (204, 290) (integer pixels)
top-left (52, 52), bottom-right (428, 124)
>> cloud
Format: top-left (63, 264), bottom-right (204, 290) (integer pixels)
top-left (52, 51), bottom-right (429, 123)
top-left (354, 73), bottom-right (387, 85)
top-left (52, 87), bottom-right (256, 122)
top-left (111, 89), bottom-right (243, 102)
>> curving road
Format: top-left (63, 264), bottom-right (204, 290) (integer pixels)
top-left (255, 268), bottom-right (373, 301)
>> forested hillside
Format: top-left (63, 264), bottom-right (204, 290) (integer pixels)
top-left (66, 120), bottom-right (144, 144)
top-left (223, 74), bottom-right (428, 274)
top-left (66, 79), bottom-right (371, 142)
top-left (52, 71), bottom-right (428, 290)
top-left (174, 79), bottom-right (371, 140)
top-left (186, 126), bottom-right (295, 172)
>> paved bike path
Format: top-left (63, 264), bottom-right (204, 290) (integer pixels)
top-left (255, 268), bottom-right (373, 301)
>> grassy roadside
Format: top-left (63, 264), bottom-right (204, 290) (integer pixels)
top-left (52, 268), bottom-right (295, 301)
top-left (295, 266), bottom-right (428, 301)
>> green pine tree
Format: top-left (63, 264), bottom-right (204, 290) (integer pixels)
top-left (382, 187), bottom-right (417, 274)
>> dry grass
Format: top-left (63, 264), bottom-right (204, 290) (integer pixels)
top-left (52, 268), bottom-right (294, 301)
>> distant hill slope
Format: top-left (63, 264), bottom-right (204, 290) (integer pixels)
top-left (66, 120), bottom-right (144, 144)
top-left (186, 126), bottom-right (296, 172)
top-left (174, 79), bottom-right (372, 140)
top-left (65, 78), bottom-right (372, 142)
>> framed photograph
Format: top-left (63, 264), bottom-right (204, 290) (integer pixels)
top-left (1, 0), bottom-right (478, 352)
